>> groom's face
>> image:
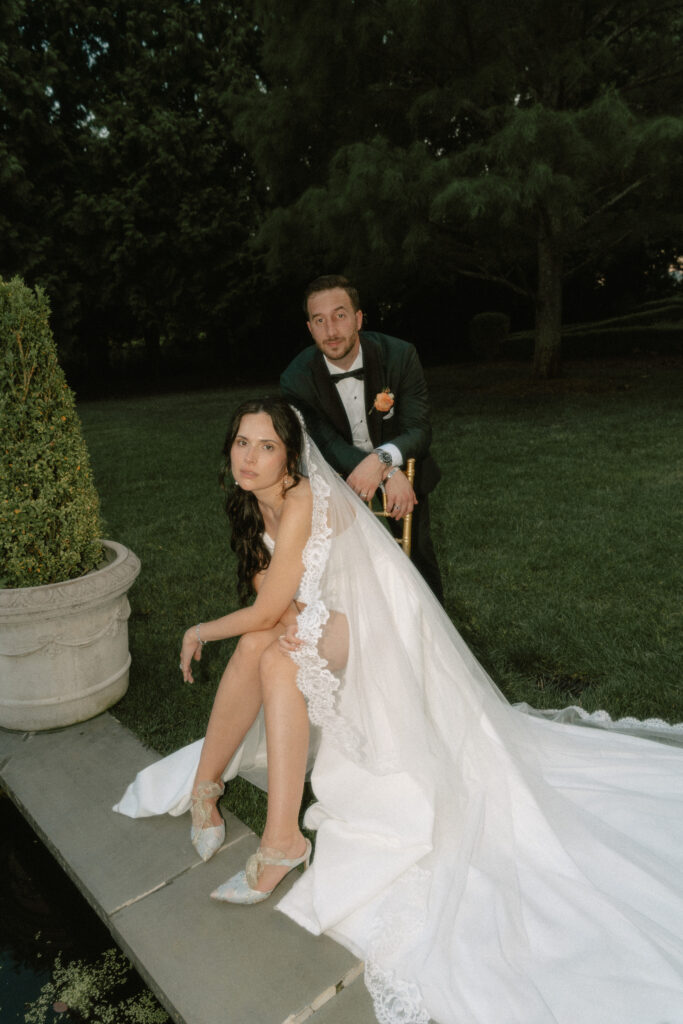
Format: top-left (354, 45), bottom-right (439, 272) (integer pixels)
top-left (307, 287), bottom-right (363, 369)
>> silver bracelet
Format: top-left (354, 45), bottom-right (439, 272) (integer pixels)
top-left (195, 623), bottom-right (207, 646)
top-left (384, 466), bottom-right (400, 481)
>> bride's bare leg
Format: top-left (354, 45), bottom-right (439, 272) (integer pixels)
top-left (192, 626), bottom-right (280, 826)
top-left (255, 640), bottom-right (310, 892)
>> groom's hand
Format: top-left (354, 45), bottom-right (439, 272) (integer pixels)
top-left (346, 454), bottom-right (385, 502)
top-left (384, 470), bottom-right (417, 520)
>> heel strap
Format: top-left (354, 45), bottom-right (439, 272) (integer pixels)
top-left (190, 780), bottom-right (225, 830)
top-left (246, 840), bottom-right (311, 888)
top-left (192, 780), bottom-right (224, 801)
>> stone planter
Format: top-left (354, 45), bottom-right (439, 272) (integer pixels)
top-left (0, 540), bottom-right (141, 731)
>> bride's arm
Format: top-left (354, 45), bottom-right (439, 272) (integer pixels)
top-left (252, 570), bottom-right (299, 629)
top-left (179, 485), bottom-right (312, 677)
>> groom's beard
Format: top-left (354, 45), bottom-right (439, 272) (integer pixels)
top-left (317, 331), bottom-right (360, 363)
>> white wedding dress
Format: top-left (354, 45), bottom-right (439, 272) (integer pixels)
top-left (114, 428), bottom-right (683, 1024)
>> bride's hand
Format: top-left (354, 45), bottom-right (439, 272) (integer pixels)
top-left (179, 628), bottom-right (202, 684)
top-left (278, 624), bottom-right (302, 655)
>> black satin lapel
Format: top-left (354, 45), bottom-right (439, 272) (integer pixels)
top-left (312, 351), bottom-right (353, 442)
top-left (362, 336), bottom-right (384, 447)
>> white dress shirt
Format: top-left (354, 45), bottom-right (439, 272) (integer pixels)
top-left (325, 353), bottom-right (402, 466)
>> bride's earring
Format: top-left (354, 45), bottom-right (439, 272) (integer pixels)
top-left (281, 473), bottom-right (291, 496)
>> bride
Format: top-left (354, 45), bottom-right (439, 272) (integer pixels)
top-left (115, 396), bottom-right (683, 1024)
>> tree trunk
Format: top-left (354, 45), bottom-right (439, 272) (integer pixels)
top-left (533, 224), bottom-right (563, 379)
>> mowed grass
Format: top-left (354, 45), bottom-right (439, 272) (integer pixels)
top-left (429, 358), bottom-right (682, 720)
top-left (78, 358), bottom-right (682, 828)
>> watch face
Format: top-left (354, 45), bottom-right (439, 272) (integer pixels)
top-left (376, 449), bottom-right (392, 464)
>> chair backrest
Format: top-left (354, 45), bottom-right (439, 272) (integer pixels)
top-left (367, 458), bottom-right (416, 556)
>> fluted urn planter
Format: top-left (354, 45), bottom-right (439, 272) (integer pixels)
top-left (0, 540), bottom-right (141, 731)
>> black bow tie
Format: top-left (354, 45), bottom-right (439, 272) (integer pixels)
top-left (331, 368), bottom-right (365, 383)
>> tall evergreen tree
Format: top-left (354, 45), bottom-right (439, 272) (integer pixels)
top-left (1, 0), bottom-right (261, 378)
top-left (83, 0), bottom-right (262, 369)
top-left (0, 0), bottom-right (110, 354)
top-left (234, 0), bottom-right (683, 376)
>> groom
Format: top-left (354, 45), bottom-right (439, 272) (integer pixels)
top-left (280, 274), bottom-right (444, 603)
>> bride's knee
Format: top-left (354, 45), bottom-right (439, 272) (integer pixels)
top-left (234, 630), bottom-right (273, 664)
top-left (259, 641), bottom-right (296, 692)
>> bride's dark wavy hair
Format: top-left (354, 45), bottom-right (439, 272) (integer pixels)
top-left (220, 397), bottom-right (303, 604)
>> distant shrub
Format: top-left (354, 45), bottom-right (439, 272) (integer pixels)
top-left (562, 302), bottom-right (683, 332)
top-left (637, 296), bottom-right (683, 314)
top-left (503, 324), bottom-right (683, 361)
top-left (469, 312), bottom-right (510, 359)
top-left (0, 276), bottom-right (103, 588)
top-left (563, 325), bottom-right (683, 357)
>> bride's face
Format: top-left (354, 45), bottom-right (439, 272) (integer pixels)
top-left (231, 413), bottom-right (288, 492)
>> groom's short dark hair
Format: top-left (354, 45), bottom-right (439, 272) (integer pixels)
top-left (303, 275), bottom-right (360, 316)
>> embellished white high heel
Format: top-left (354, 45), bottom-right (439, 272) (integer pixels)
top-left (210, 839), bottom-right (312, 905)
top-left (190, 780), bottom-right (225, 862)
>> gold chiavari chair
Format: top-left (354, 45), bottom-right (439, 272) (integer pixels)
top-left (367, 457), bottom-right (416, 556)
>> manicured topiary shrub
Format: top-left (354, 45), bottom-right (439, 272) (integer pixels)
top-left (0, 276), bottom-right (103, 588)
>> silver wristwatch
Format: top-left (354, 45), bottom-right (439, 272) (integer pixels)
top-left (374, 448), bottom-right (393, 467)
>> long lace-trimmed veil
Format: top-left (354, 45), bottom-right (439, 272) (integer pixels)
top-left (291, 409), bottom-right (683, 759)
top-left (280, 409), bottom-right (683, 1024)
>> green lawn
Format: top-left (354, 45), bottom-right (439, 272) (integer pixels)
top-left (78, 358), bottom-right (683, 830)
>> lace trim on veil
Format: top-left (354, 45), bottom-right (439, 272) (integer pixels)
top-left (364, 866), bottom-right (431, 1024)
top-left (289, 415), bottom-right (363, 759)
top-left (553, 706), bottom-right (683, 733)
top-left (515, 702), bottom-right (683, 743)
top-left (288, 411), bottom-right (431, 1024)
top-left (364, 963), bottom-right (430, 1024)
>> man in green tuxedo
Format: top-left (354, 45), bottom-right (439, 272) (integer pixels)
top-left (280, 274), bottom-right (443, 602)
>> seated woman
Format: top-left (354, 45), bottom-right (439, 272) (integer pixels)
top-left (116, 396), bottom-right (683, 1024)
top-left (178, 397), bottom-right (318, 899)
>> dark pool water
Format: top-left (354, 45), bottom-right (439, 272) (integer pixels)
top-left (0, 794), bottom-right (165, 1023)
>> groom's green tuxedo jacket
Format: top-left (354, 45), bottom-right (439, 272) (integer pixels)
top-left (280, 331), bottom-right (441, 496)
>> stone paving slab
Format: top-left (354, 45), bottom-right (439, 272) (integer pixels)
top-left (111, 836), bottom-right (360, 1024)
top-left (0, 713), bottom-right (251, 915)
top-left (0, 725), bottom-right (30, 764)
top-left (0, 714), bottom-right (373, 1024)
top-left (304, 968), bottom-right (377, 1024)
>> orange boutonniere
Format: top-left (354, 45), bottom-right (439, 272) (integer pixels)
top-left (370, 387), bottom-right (395, 415)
